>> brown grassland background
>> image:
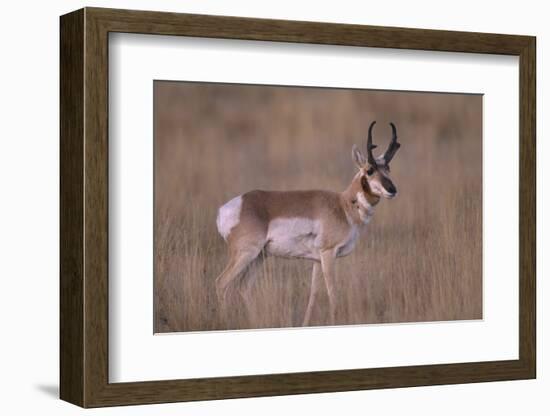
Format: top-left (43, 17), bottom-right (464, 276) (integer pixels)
top-left (154, 81), bottom-right (482, 333)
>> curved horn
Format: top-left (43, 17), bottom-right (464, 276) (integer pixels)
top-left (366, 121), bottom-right (378, 166)
top-left (383, 122), bottom-right (401, 164)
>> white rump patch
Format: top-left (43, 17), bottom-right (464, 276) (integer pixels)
top-left (216, 195), bottom-right (242, 240)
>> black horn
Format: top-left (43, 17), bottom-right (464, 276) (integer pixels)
top-left (366, 121), bottom-right (378, 166)
top-left (383, 122), bottom-right (401, 164)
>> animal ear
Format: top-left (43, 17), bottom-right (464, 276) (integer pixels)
top-left (352, 144), bottom-right (366, 168)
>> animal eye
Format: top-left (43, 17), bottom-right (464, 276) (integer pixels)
top-left (366, 167), bottom-right (374, 175)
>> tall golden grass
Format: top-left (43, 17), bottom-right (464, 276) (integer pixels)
top-left (154, 81), bottom-right (482, 333)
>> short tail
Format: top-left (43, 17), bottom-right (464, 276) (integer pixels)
top-left (216, 195), bottom-right (242, 241)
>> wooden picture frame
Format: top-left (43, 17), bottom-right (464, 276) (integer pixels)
top-left (60, 7), bottom-right (536, 408)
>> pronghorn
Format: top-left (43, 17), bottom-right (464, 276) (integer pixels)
top-left (215, 121), bottom-right (401, 326)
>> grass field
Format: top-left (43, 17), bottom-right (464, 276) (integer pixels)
top-left (154, 81), bottom-right (482, 333)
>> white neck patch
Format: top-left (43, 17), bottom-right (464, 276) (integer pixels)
top-left (356, 192), bottom-right (375, 224)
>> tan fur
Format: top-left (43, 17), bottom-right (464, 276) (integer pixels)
top-left (215, 146), bottom-right (397, 326)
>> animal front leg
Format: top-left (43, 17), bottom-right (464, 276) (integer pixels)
top-left (302, 262), bottom-right (323, 327)
top-left (320, 249), bottom-right (337, 325)
top-left (302, 262), bottom-right (323, 326)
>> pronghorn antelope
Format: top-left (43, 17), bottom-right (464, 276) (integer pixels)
top-left (215, 121), bottom-right (401, 326)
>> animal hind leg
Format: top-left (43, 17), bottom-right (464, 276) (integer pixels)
top-left (237, 252), bottom-right (266, 324)
top-left (215, 244), bottom-right (264, 305)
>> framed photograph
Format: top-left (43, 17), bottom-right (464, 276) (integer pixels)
top-left (60, 7), bottom-right (536, 407)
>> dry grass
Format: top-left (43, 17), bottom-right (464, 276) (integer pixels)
top-left (154, 81), bottom-right (482, 333)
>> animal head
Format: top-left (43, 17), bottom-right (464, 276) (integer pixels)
top-left (352, 121), bottom-right (401, 200)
